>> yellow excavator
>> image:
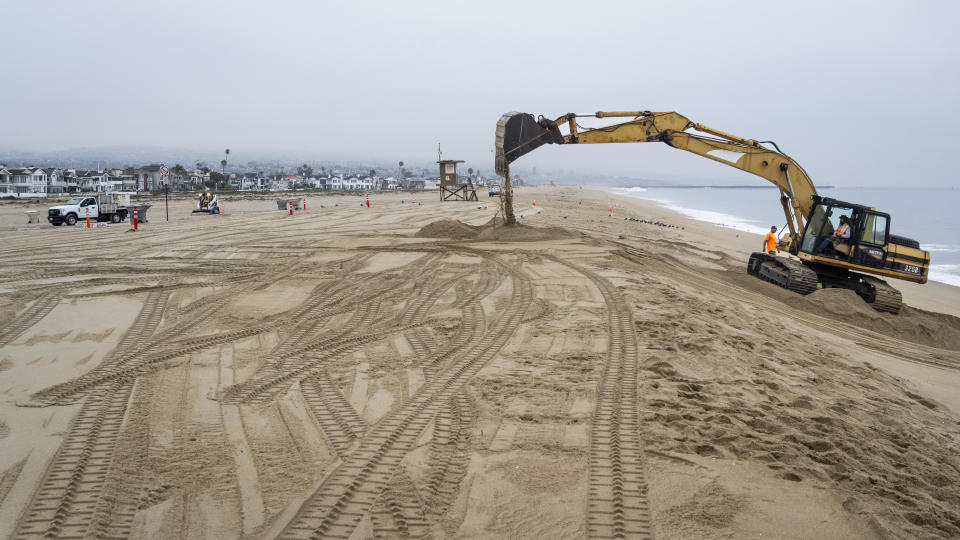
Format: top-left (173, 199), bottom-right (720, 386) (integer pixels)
top-left (495, 110), bottom-right (931, 313)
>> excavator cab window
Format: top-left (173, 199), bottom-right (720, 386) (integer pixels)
top-left (802, 203), bottom-right (856, 259)
top-left (851, 212), bottom-right (889, 268)
top-left (824, 205), bottom-right (854, 258)
top-left (800, 205), bottom-right (828, 252)
top-left (860, 213), bottom-right (888, 245)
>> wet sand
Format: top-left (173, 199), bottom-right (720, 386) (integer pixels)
top-left (1, 186), bottom-right (958, 539)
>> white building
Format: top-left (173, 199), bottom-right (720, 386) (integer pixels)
top-left (0, 167), bottom-right (12, 195)
top-left (0, 167), bottom-right (52, 196)
top-left (78, 171), bottom-right (121, 193)
top-left (340, 176), bottom-right (374, 191)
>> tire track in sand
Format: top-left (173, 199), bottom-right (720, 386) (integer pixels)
top-left (300, 369), bottom-right (368, 456)
top-left (294, 262), bottom-right (484, 537)
top-left (13, 288), bottom-right (172, 538)
top-left (0, 294), bottom-right (60, 348)
top-left (12, 380), bottom-right (135, 540)
top-left (273, 254), bottom-right (530, 539)
top-left (547, 255), bottom-right (652, 539)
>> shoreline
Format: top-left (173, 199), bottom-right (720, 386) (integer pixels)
top-left (605, 185), bottom-right (960, 289)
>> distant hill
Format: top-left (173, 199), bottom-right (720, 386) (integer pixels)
top-left (0, 145), bottom-right (432, 175)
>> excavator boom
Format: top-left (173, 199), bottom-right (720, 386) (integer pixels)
top-left (496, 110), bottom-right (818, 249)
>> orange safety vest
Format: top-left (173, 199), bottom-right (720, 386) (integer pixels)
top-left (833, 223), bottom-right (850, 238)
top-left (764, 232), bottom-right (777, 252)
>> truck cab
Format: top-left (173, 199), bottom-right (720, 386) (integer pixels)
top-left (48, 197), bottom-right (98, 226)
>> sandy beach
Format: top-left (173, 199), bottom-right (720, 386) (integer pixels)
top-left (1, 186), bottom-right (958, 539)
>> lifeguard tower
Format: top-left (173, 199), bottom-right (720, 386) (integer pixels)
top-left (438, 159), bottom-right (478, 202)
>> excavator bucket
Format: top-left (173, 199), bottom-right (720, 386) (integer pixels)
top-left (495, 112), bottom-right (564, 176)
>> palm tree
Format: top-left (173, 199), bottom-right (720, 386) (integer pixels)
top-left (220, 159), bottom-right (227, 192)
top-left (297, 164), bottom-right (313, 181)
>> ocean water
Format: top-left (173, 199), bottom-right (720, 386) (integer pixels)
top-left (612, 186), bottom-right (960, 287)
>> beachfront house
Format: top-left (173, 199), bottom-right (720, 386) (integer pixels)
top-left (61, 169), bottom-right (80, 193)
top-left (0, 167), bottom-right (12, 195)
top-left (339, 176), bottom-right (374, 191)
top-left (189, 172), bottom-right (210, 189)
top-left (127, 168), bottom-right (149, 191)
top-left (406, 178), bottom-right (426, 190)
top-left (141, 164), bottom-right (165, 191)
top-left (29, 168), bottom-right (48, 194)
top-left (77, 170), bottom-right (119, 193)
top-left (268, 175), bottom-right (289, 191)
top-left (239, 172), bottom-right (264, 190)
top-left (0, 167), bottom-right (51, 196)
top-left (283, 175), bottom-right (302, 189)
top-left (43, 168), bottom-right (68, 195)
top-left (108, 169), bottom-right (136, 192)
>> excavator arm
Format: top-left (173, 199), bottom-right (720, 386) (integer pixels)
top-left (495, 110), bottom-right (818, 251)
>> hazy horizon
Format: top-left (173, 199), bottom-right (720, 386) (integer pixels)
top-left (2, 1), bottom-right (958, 187)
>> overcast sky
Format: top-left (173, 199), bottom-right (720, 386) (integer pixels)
top-left (2, 1), bottom-right (958, 186)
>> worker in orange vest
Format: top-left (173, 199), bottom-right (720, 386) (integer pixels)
top-left (815, 215), bottom-right (851, 255)
top-left (764, 226), bottom-right (779, 255)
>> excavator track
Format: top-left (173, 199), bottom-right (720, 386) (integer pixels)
top-left (861, 275), bottom-right (902, 314)
top-left (748, 253), bottom-right (819, 295)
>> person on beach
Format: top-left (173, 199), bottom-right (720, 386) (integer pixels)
top-left (764, 226), bottom-right (779, 255)
top-left (815, 215), bottom-right (851, 255)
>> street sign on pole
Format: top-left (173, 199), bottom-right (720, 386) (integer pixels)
top-left (161, 165), bottom-right (170, 221)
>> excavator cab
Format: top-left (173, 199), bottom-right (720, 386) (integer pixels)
top-left (800, 198), bottom-right (889, 267)
top-left (798, 196), bottom-right (930, 299)
top-left (803, 203), bottom-right (855, 259)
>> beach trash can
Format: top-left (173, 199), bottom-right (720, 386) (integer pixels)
top-left (132, 203), bottom-right (152, 223)
top-left (25, 211), bottom-right (40, 224)
top-left (277, 199), bottom-right (302, 211)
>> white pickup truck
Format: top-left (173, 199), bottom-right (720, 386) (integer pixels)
top-left (47, 194), bottom-right (131, 226)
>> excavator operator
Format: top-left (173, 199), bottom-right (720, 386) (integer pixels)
top-left (815, 215), bottom-right (852, 255)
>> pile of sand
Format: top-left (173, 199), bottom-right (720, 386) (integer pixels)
top-left (414, 219), bottom-right (479, 239)
top-left (799, 288), bottom-right (960, 350)
top-left (415, 217), bottom-right (575, 243)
